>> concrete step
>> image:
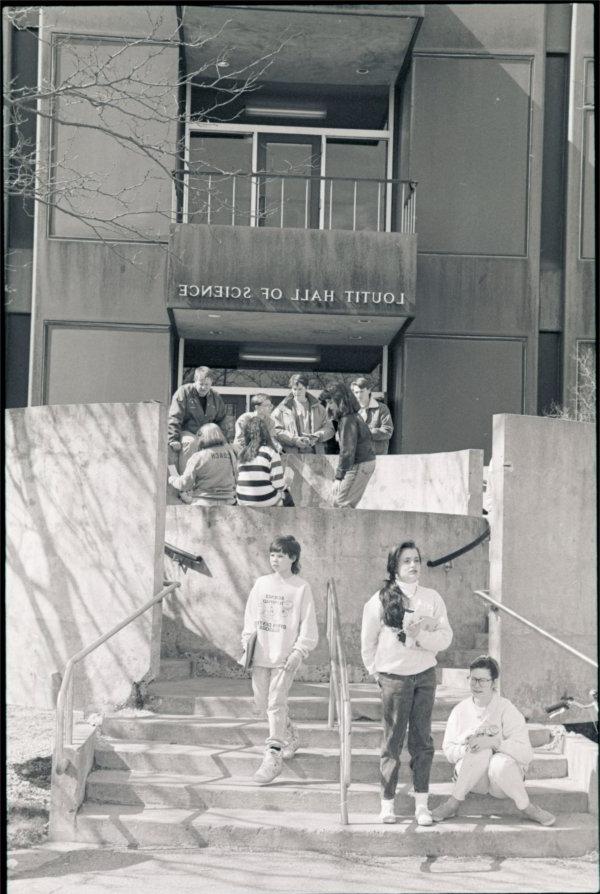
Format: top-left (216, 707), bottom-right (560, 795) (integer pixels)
top-left (101, 715), bottom-right (553, 751)
top-left (86, 770), bottom-right (588, 816)
top-left (94, 739), bottom-right (568, 783)
top-left (144, 679), bottom-right (470, 721)
top-left (156, 658), bottom-right (193, 681)
top-left (73, 805), bottom-right (598, 857)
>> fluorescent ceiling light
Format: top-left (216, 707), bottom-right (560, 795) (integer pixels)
top-left (245, 105), bottom-right (327, 120)
top-left (239, 352), bottom-right (320, 364)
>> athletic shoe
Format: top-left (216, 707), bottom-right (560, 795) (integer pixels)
top-left (282, 722), bottom-right (300, 760)
top-left (522, 803), bottom-right (556, 826)
top-left (431, 796), bottom-right (460, 822)
top-left (415, 805), bottom-right (433, 826)
top-left (253, 748), bottom-right (283, 785)
top-left (380, 799), bottom-right (396, 823)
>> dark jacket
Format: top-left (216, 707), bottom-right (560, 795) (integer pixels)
top-left (271, 392), bottom-right (334, 454)
top-left (336, 413), bottom-right (376, 479)
top-left (359, 398), bottom-right (394, 455)
top-left (168, 384), bottom-right (228, 445)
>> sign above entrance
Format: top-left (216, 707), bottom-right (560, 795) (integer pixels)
top-left (167, 224), bottom-right (416, 319)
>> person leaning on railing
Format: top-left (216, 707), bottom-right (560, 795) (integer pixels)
top-left (168, 423), bottom-right (237, 506)
top-left (168, 366), bottom-right (228, 473)
top-left (271, 373), bottom-right (334, 454)
top-left (319, 383), bottom-right (376, 509)
top-left (432, 655), bottom-right (556, 827)
top-left (350, 377), bottom-right (394, 455)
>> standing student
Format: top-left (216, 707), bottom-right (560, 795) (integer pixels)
top-left (271, 373), bottom-right (334, 454)
top-left (241, 535), bottom-right (318, 784)
top-left (350, 378), bottom-right (394, 455)
top-left (320, 383), bottom-right (376, 508)
top-left (432, 656), bottom-right (556, 826)
top-left (361, 541), bottom-right (453, 825)
top-left (168, 366), bottom-right (228, 473)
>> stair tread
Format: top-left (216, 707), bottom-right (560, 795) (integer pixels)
top-left (77, 803), bottom-right (597, 832)
top-left (96, 738), bottom-right (566, 764)
top-left (87, 769), bottom-right (586, 794)
top-left (103, 715), bottom-right (552, 733)
top-left (146, 679), bottom-right (470, 701)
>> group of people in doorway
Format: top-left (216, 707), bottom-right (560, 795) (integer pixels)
top-left (240, 535), bottom-right (556, 829)
top-left (167, 365), bottom-right (394, 508)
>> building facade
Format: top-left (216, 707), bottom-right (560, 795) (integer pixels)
top-left (4, 4), bottom-right (595, 461)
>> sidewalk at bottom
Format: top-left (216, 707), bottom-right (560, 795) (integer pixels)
top-left (7, 843), bottom-right (599, 894)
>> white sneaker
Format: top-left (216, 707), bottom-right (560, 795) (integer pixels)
top-left (253, 748), bottom-right (283, 785)
top-left (380, 799), bottom-right (396, 824)
top-left (415, 804), bottom-right (433, 826)
top-left (282, 722), bottom-right (300, 760)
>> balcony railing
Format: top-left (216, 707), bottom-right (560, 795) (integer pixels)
top-left (186, 173), bottom-right (417, 235)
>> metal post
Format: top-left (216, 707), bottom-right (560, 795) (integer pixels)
top-left (231, 175), bottom-right (236, 226)
top-left (304, 179), bottom-right (309, 228)
top-left (207, 174), bottom-right (212, 224)
top-left (352, 181), bottom-right (357, 231)
top-left (376, 182), bottom-right (382, 232)
top-left (280, 178), bottom-right (284, 228)
top-left (328, 180), bottom-right (333, 230)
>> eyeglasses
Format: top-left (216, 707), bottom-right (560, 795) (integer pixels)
top-left (467, 675), bottom-right (493, 684)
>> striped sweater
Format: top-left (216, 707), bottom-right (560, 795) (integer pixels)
top-left (236, 446), bottom-right (285, 506)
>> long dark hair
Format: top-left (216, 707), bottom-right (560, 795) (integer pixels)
top-left (379, 541), bottom-right (421, 641)
top-left (238, 416), bottom-right (276, 463)
top-left (320, 382), bottom-right (360, 418)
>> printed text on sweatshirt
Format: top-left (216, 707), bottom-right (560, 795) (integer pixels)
top-left (241, 573), bottom-right (318, 667)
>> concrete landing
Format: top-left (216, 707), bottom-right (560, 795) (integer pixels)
top-left (72, 805), bottom-right (599, 857)
top-left (8, 845), bottom-right (599, 893)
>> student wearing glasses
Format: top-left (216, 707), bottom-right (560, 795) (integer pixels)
top-left (432, 655), bottom-right (556, 826)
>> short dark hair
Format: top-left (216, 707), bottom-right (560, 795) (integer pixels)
top-left (270, 535), bottom-right (301, 574)
top-left (469, 655), bottom-right (500, 681)
top-left (350, 377), bottom-right (370, 392)
top-left (289, 373), bottom-right (310, 389)
top-left (250, 393), bottom-right (272, 410)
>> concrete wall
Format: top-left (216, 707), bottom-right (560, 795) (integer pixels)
top-left (284, 450), bottom-right (483, 515)
top-left (6, 402), bottom-right (167, 711)
top-left (489, 414), bottom-right (597, 720)
top-left (163, 505), bottom-right (489, 679)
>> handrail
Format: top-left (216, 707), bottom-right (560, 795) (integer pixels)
top-left (473, 590), bottom-right (598, 669)
top-left (191, 170), bottom-right (418, 187)
top-left (54, 580), bottom-right (181, 774)
top-left (427, 523), bottom-right (490, 568)
top-left (164, 541), bottom-right (205, 574)
top-left (326, 578), bottom-right (351, 825)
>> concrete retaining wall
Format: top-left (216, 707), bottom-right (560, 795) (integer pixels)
top-left (285, 450), bottom-right (483, 516)
top-left (163, 505), bottom-right (490, 680)
top-left (6, 402), bottom-right (167, 711)
top-left (489, 414), bottom-right (597, 720)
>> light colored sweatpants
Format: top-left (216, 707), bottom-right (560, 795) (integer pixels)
top-left (453, 748), bottom-right (530, 810)
top-left (252, 665), bottom-right (296, 748)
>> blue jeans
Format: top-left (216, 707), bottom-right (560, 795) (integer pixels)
top-left (378, 666), bottom-right (436, 797)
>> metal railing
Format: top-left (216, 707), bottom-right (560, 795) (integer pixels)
top-left (187, 172), bottom-right (417, 235)
top-left (326, 577), bottom-right (352, 824)
top-left (473, 590), bottom-right (598, 669)
top-left (54, 580), bottom-right (181, 774)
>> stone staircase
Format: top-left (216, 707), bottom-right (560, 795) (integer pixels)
top-left (72, 673), bottom-right (598, 856)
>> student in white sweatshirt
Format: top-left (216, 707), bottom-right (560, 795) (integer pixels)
top-left (241, 535), bottom-right (318, 785)
top-left (432, 656), bottom-right (556, 825)
top-left (361, 541), bottom-right (453, 825)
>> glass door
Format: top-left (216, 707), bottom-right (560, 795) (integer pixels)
top-left (256, 135), bottom-right (321, 228)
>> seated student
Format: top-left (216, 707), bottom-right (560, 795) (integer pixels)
top-left (432, 655), bottom-right (556, 826)
top-left (168, 423), bottom-right (237, 506)
top-left (233, 394), bottom-right (279, 454)
top-left (350, 378), bottom-right (394, 455)
top-left (236, 417), bottom-right (286, 507)
top-left (168, 366), bottom-right (228, 473)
